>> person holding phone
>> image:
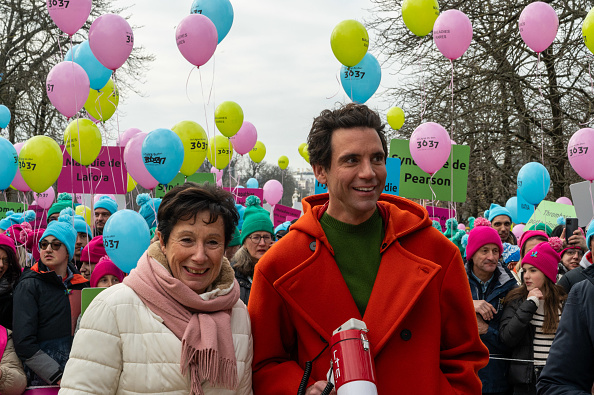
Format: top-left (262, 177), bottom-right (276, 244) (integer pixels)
top-left (557, 221), bottom-right (592, 293)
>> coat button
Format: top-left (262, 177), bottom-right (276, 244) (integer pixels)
top-left (381, 243), bottom-right (387, 248)
top-left (309, 241), bottom-right (316, 251)
top-left (400, 329), bottom-right (412, 341)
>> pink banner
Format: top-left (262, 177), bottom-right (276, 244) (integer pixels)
top-left (427, 206), bottom-right (456, 230)
top-left (57, 146), bottom-right (127, 194)
top-left (223, 187), bottom-right (263, 205)
top-left (273, 204), bottom-right (302, 227)
top-left (28, 204), bottom-right (47, 228)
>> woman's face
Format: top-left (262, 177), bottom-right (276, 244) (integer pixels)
top-left (522, 263), bottom-right (546, 292)
top-left (40, 236), bottom-right (69, 268)
top-left (244, 231), bottom-right (273, 260)
top-left (0, 249), bottom-right (8, 278)
top-left (159, 211), bottom-right (226, 294)
top-left (97, 274), bottom-right (120, 288)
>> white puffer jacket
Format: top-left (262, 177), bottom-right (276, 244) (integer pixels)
top-left (59, 283), bottom-right (253, 395)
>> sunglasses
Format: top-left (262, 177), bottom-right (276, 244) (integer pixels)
top-left (40, 240), bottom-right (64, 251)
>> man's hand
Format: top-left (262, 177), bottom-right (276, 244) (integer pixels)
top-left (306, 381), bottom-right (336, 395)
top-left (473, 300), bottom-right (497, 321)
top-left (476, 315), bottom-right (489, 335)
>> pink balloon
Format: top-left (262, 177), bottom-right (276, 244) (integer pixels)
top-left (263, 179), bottom-right (283, 206)
top-left (409, 123), bottom-right (452, 175)
top-left (89, 14), bottom-right (134, 71)
top-left (94, 194), bottom-right (116, 204)
top-left (433, 10), bottom-right (473, 60)
top-left (512, 224), bottom-right (525, 240)
top-left (556, 197), bottom-right (573, 205)
top-left (519, 2), bottom-right (558, 53)
top-left (457, 223), bottom-right (466, 230)
top-left (123, 132), bottom-right (159, 189)
top-left (33, 187), bottom-right (55, 209)
top-left (12, 142), bottom-right (31, 192)
top-left (176, 14), bottom-right (218, 67)
top-left (117, 127), bottom-right (142, 147)
top-left (230, 121), bottom-right (258, 155)
top-left (47, 0), bottom-right (92, 36)
top-left (46, 61), bottom-right (90, 118)
top-left (76, 193), bottom-right (85, 204)
top-left (568, 128), bottom-right (594, 181)
top-left (210, 167), bottom-right (224, 181)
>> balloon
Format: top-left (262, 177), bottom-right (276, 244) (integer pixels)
top-left (171, 120), bottom-right (208, 176)
top-left (103, 209), bottom-right (151, 273)
top-left (402, 0), bottom-right (440, 37)
top-left (75, 205), bottom-right (92, 226)
top-left (433, 10), bottom-right (473, 60)
top-left (11, 143), bottom-right (31, 192)
top-left (568, 128), bottom-right (594, 181)
top-left (123, 132), bottom-right (159, 190)
top-left (176, 14), bottom-right (218, 67)
top-left (230, 121), bottom-right (257, 155)
top-left (118, 127), bottom-right (142, 148)
top-left (0, 137), bottom-right (18, 191)
top-left (505, 196), bottom-right (519, 224)
top-left (89, 14), bottom-right (134, 71)
top-left (263, 180), bottom-right (283, 206)
top-left (301, 146), bottom-right (310, 163)
top-left (127, 173), bottom-right (137, 193)
top-left (409, 123), bottom-right (451, 175)
top-left (207, 135), bottom-right (233, 170)
top-left (583, 7), bottom-right (594, 55)
top-left (72, 40), bottom-right (112, 90)
top-left (64, 118), bottom-right (102, 166)
top-left (387, 107), bottom-right (405, 130)
top-left (33, 187), bottom-right (55, 209)
top-left (46, 61), bottom-right (90, 118)
top-left (278, 156), bottom-right (289, 170)
top-left (210, 167), bottom-right (223, 187)
top-left (340, 53), bottom-right (381, 104)
top-left (64, 44), bottom-right (79, 62)
top-left (246, 178), bottom-right (258, 189)
top-left (190, 0), bottom-right (234, 43)
top-left (141, 128), bottom-right (185, 185)
top-left (94, 194), bottom-right (116, 204)
top-left (84, 78), bottom-right (119, 122)
top-left (214, 101), bottom-right (244, 137)
top-left (330, 20), bottom-right (369, 67)
top-left (457, 223), bottom-right (466, 230)
top-left (298, 143), bottom-right (308, 157)
top-left (519, 2), bottom-right (558, 53)
top-left (19, 136), bottom-right (63, 193)
top-left (0, 105), bottom-right (11, 129)
top-left (512, 224), bottom-right (525, 240)
top-left (517, 162), bottom-right (550, 205)
top-left (47, 0), bottom-right (91, 36)
top-left (249, 141), bottom-right (266, 163)
top-left (556, 197), bottom-right (573, 205)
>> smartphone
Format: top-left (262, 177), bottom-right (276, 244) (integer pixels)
top-left (565, 217), bottom-right (579, 243)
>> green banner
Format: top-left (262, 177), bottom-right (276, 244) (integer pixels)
top-left (389, 138), bottom-right (470, 202)
top-left (0, 202), bottom-right (27, 219)
top-left (526, 200), bottom-right (577, 231)
top-left (155, 173), bottom-right (216, 198)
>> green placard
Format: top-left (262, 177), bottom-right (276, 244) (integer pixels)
top-left (389, 138), bottom-right (470, 202)
top-left (155, 173), bottom-right (216, 198)
top-left (81, 287), bottom-right (107, 316)
top-left (525, 200), bottom-right (577, 231)
top-left (0, 202), bottom-right (27, 219)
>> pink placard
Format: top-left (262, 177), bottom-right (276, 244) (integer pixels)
top-left (57, 146), bottom-right (127, 194)
top-left (272, 204), bottom-right (302, 227)
top-left (223, 187), bottom-right (263, 205)
top-left (426, 206), bottom-right (456, 230)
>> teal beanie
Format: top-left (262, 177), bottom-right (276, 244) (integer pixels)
top-left (228, 227), bottom-right (241, 247)
top-left (240, 196), bottom-right (274, 245)
top-left (48, 193), bottom-right (74, 217)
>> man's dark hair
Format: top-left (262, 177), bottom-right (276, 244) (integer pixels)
top-left (307, 103), bottom-right (387, 169)
top-left (157, 183), bottom-right (239, 248)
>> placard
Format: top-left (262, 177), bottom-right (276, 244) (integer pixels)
top-left (28, 204), bottom-right (47, 228)
top-left (273, 204), bottom-right (302, 227)
top-left (223, 187), bottom-right (264, 205)
top-left (426, 206), bottom-right (456, 230)
top-left (570, 181), bottom-right (594, 227)
top-left (81, 288), bottom-right (107, 316)
top-left (155, 172), bottom-right (216, 198)
top-left (525, 200), bottom-right (577, 230)
top-left (0, 202), bottom-right (26, 219)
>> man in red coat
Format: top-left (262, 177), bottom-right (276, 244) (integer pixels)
top-left (248, 103), bottom-right (488, 394)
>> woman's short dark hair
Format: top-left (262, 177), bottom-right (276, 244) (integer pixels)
top-left (157, 183), bottom-right (239, 248)
top-left (307, 103), bottom-right (387, 169)
top-left (0, 245), bottom-right (20, 286)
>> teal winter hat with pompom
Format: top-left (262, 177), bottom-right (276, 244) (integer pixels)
top-left (240, 195), bottom-right (274, 245)
top-left (136, 193), bottom-right (161, 229)
top-left (48, 192), bottom-right (74, 217)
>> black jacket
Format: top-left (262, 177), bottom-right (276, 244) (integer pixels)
top-left (556, 266), bottom-right (588, 294)
top-left (234, 270), bottom-right (251, 306)
top-left (0, 286), bottom-right (13, 330)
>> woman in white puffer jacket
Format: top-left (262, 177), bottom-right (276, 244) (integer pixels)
top-left (59, 183), bottom-right (253, 395)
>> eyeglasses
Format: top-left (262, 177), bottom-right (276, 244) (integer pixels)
top-left (40, 240), bottom-right (64, 251)
top-left (248, 234), bottom-right (272, 244)
top-left (565, 249), bottom-right (584, 257)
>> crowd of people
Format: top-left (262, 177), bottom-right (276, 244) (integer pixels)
top-left (0, 103), bottom-right (592, 394)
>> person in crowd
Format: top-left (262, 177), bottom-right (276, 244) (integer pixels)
top-left (47, 193), bottom-right (74, 224)
top-left (137, 193), bottom-right (161, 234)
top-left (13, 214), bottom-right (88, 386)
top-left (500, 241), bottom-right (567, 395)
top-left (225, 227), bottom-right (241, 261)
top-left (0, 235), bottom-right (20, 330)
top-left (24, 228), bottom-right (45, 268)
top-left (511, 230), bottom-right (550, 278)
top-left (525, 222), bottom-right (553, 237)
top-left (431, 219), bottom-right (443, 233)
top-left (274, 221), bottom-right (291, 240)
top-left (0, 325), bottom-right (27, 395)
top-left (59, 183), bottom-right (253, 394)
top-left (231, 196), bottom-right (275, 306)
top-left (79, 236), bottom-right (106, 281)
top-left (89, 257), bottom-right (125, 288)
top-left (556, 224), bottom-right (591, 294)
top-left (488, 203), bottom-right (516, 244)
top-left (536, 264), bottom-right (594, 394)
top-left (557, 245), bottom-right (584, 277)
top-left (248, 103), bottom-right (488, 395)
top-left (93, 195), bottom-right (118, 236)
top-left (0, 210), bottom-right (35, 234)
top-left (60, 208), bottom-right (92, 270)
top-left (6, 221), bottom-right (34, 266)
top-left (465, 226), bottom-right (517, 394)
top-left (503, 243), bottom-right (521, 270)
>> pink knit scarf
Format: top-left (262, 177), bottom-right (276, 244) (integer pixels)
top-left (124, 243), bottom-right (239, 395)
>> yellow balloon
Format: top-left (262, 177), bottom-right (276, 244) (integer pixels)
top-left (278, 155), bottom-right (289, 170)
top-left (64, 118), bottom-right (102, 166)
top-left (387, 107), bottom-right (405, 130)
top-left (75, 205), bottom-right (92, 226)
top-left (127, 173), bottom-right (137, 193)
top-left (330, 20), bottom-right (369, 67)
top-left (172, 120), bottom-right (208, 176)
top-left (207, 135), bottom-right (233, 170)
top-left (249, 141), bottom-right (266, 163)
top-left (214, 101), bottom-right (244, 138)
top-left (298, 143), bottom-right (307, 157)
top-left (302, 146), bottom-right (310, 163)
top-left (19, 136), bottom-right (62, 193)
top-left (84, 78), bottom-right (119, 122)
top-left (583, 7), bottom-right (594, 55)
top-left (402, 0), bottom-right (440, 37)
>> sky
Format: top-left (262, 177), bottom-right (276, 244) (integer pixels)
top-left (114, 0), bottom-right (400, 173)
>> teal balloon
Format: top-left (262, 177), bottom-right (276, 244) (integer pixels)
top-left (103, 210), bottom-right (150, 273)
top-left (64, 44), bottom-right (80, 62)
top-left (517, 162), bottom-right (550, 205)
top-left (0, 137), bottom-right (17, 190)
top-left (505, 196), bottom-right (518, 224)
top-left (0, 105), bottom-right (10, 129)
top-left (340, 53), bottom-right (382, 104)
top-left (246, 177), bottom-right (258, 188)
top-left (72, 40), bottom-right (112, 90)
top-left (190, 0), bottom-right (234, 44)
top-left (141, 128), bottom-right (185, 185)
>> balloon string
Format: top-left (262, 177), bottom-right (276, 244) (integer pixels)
top-left (185, 67), bottom-right (196, 104)
top-left (418, 40), bottom-right (427, 124)
top-left (111, 74), bottom-right (127, 200)
top-left (449, 59), bottom-right (455, 220)
top-left (429, 174), bottom-right (437, 208)
top-left (590, 181), bottom-right (594, 223)
top-left (325, 70), bottom-right (341, 99)
top-left (349, 67), bottom-right (354, 102)
top-left (536, 52), bottom-right (545, 165)
top-left (207, 55), bottom-right (215, 106)
top-left (198, 67), bottom-right (214, 169)
top-left (579, 57), bottom-right (594, 126)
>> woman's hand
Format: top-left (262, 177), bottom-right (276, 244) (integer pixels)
top-left (306, 381), bottom-right (336, 395)
top-left (528, 288), bottom-right (543, 300)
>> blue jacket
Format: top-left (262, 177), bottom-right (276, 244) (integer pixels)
top-left (467, 261), bottom-right (518, 393)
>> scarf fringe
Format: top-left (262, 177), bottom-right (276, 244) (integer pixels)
top-left (181, 341), bottom-right (239, 395)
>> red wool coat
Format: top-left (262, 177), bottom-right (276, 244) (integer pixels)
top-left (248, 194), bottom-right (488, 394)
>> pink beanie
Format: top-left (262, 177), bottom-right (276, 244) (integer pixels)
top-left (466, 226), bottom-right (503, 260)
top-left (6, 222), bottom-right (32, 246)
top-left (521, 241), bottom-right (560, 283)
top-left (519, 230), bottom-right (549, 255)
top-left (0, 234), bottom-right (17, 256)
top-left (81, 236), bottom-right (106, 264)
top-left (90, 257), bottom-right (125, 288)
top-left (25, 229), bottom-right (45, 263)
